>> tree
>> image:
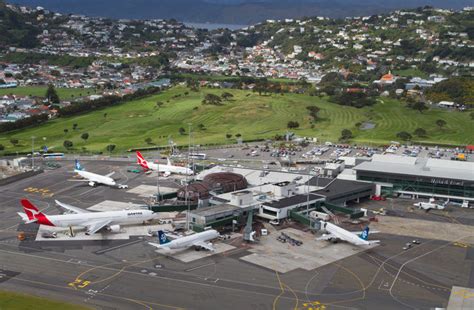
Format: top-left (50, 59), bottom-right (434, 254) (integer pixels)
top-left (235, 133), bottom-right (242, 138)
top-left (63, 140), bottom-right (73, 149)
top-left (306, 106), bottom-right (321, 121)
top-left (64, 128), bottom-right (69, 135)
top-left (81, 132), bottom-right (89, 142)
top-left (106, 144), bottom-right (116, 153)
top-left (156, 101), bottom-right (164, 109)
top-left (412, 102), bottom-right (428, 113)
top-left (197, 123), bottom-right (206, 130)
top-left (340, 129), bottom-right (353, 141)
top-left (396, 131), bottom-right (412, 141)
top-left (435, 119), bottom-right (447, 129)
top-left (145, 137), bottom-right (153, 144)
top-left (226, 134), bottom-right (232, 139)
top-left (10, 138), bottom-right (19, 146)
top-left (287, 121), bottom-right (300, 129)
top-left (0, 144), bottom-right (4, 151)
top-left (45, 84), bottom-right (60, 104)
top-left (202, 93), bottom-right (223, 105)
top-left (221, 92), bottom-right (234, 100)
top-left (103, 113), bottom-right (107, 119)
top-left (72, 123), bottom-right (78, 130)
top-left (179, 127), bottom-right (186, 135)
top-left (414, 128), bottom-right (427, 137)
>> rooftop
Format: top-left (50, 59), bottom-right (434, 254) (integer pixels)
top-left (354, 155), bottom-right (474, 181)
top-left (190, 204), bottom-right (240, 217)
top-left (263, 193), bottom-right (324, 209)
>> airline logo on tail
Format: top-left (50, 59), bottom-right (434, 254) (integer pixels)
top-left (136, 151), bottom-right (150, 170)
top-left (20, 199), bottom-right (54, 226)
top-left (75, 160), bottom-right (83, 171)
top-left (21, 199), bottom-right (40, 220)
top-left (360, 227), bottom-right (369, 241)
top-left (158, 230), bottom-right (169, 244)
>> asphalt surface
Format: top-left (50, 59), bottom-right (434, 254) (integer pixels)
top-left (0, 160), bottom-right (472, 309)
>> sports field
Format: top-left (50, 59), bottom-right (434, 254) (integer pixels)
top-left (0, 290), bottom-right (89, 310)
top-left (0, 86), bottom-right (472, 153)
top-left (0, 86), bottom-right (95, 99)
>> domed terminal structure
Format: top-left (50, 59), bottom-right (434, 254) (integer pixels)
top-left (202, 172), bottom-right (248, 193)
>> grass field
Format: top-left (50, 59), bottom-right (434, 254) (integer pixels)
top-left (0, 86), bottom-right (472, 153)
top-left (393, 68), bottom-right (429, 79)
top-left (0, 86), bottom-right (95, 99)
top-left (0, 290), bottom-right (89, 310)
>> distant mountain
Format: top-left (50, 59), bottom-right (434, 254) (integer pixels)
top-left (7, 0), bottom-right (474, 25)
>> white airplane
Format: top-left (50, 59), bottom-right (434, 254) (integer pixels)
top-left (413, 198), bottom-right (447, 211)
top-left (136, 151), bottom-right (193, 177)
top-left (18, 199), bottom-right (155, 235)
top-left (73, 160), bottom-right (128, 189)
top-left (148, 229), bottom-right (219, 251)
top-left (317, 221), bottom-right (379, 246)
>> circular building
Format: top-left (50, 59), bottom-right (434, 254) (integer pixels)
top-left (203, 172), bottom-right (248, 193)
top-left (177, 182), bottom-right (210, 202)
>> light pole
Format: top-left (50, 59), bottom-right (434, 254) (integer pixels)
top-left (186, 123), bottom-right (192, 231)
top-left (31, 136), bottom-right (36, 170)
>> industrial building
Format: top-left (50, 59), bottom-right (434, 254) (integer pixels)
top-left (353, 154), bottom-right (474, 201)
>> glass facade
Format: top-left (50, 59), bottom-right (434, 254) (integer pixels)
top-left (357, 171), bottom-right (474, 198)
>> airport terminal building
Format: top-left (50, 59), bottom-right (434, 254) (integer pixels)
top-left (353, 155), bottom-right (474, 201)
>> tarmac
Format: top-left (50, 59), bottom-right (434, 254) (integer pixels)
top-left (0, 159), bottom-right (472, 309)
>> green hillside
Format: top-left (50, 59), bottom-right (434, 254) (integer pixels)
top-left (1, 86), bottom-right (472, 153)
top-left (0, 86), bottom-right (95, 99)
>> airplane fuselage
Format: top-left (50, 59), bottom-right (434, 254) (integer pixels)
top-left (146, 162), bottom-right (193, 176)
top-left (37, 209), bottom-right (155, 228)
top-left (321, 221), bottom-right (373, 246)
top-left (76, 170), bottom-right (116, 187)
top-left (158, 230), bottom-right (219, 250)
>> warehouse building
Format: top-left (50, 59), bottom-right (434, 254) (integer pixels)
top-left (353, 155), bottom-right (474, 201)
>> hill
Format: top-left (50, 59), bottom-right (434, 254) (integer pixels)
top-left (7, 0), bottom-right (474, 25)
top-left (0, 1), bottom-right (39, 48)
top-left (0, 86), bottom-right (472, 153)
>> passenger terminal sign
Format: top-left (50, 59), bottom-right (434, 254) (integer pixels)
top-left (430, 178), bottom-right (464, 186)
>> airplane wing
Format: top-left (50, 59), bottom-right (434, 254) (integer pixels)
top-left (163, 171), bottom-right (171, 177)
top-left (193, 241), bottom-right (215, 251)
top-left (86, 220), bottom-right (112, 235)
top-left (105, 171), bottom-right (115, 178)
top-left (316, 234), bottom-right (335, 241)
top-left (55, 200), bottom-right (91, 214)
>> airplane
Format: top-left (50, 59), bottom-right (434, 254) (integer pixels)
top-left (148, 229), bottom-right (219, 251)
top-left (73, 160), bottom-right (128, 189)
top-left (17, 199), bottom-right (156, 235)
top-left (136, 151), bottom-right (193, 177)
top-left (317, 221), bottom-right (379, 246)
top-left (413, 198), bottom-right (447, 211)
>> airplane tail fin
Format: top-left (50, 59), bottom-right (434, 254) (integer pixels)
top-left (136, 151), bottom-right (150, 170)
top-left (20, 199), bottom-right (44, 221)
top-left (360, 227), bottom-right (369, 241)
top-left (158, 230), bottom-right (169, 244)
top-left (75, 159), bottom-right (84, 171)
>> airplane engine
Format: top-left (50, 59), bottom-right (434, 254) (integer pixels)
top-left (88, 181), bottom-right (96, 187)
top-left (107, 225), bottom-right (121, 233)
